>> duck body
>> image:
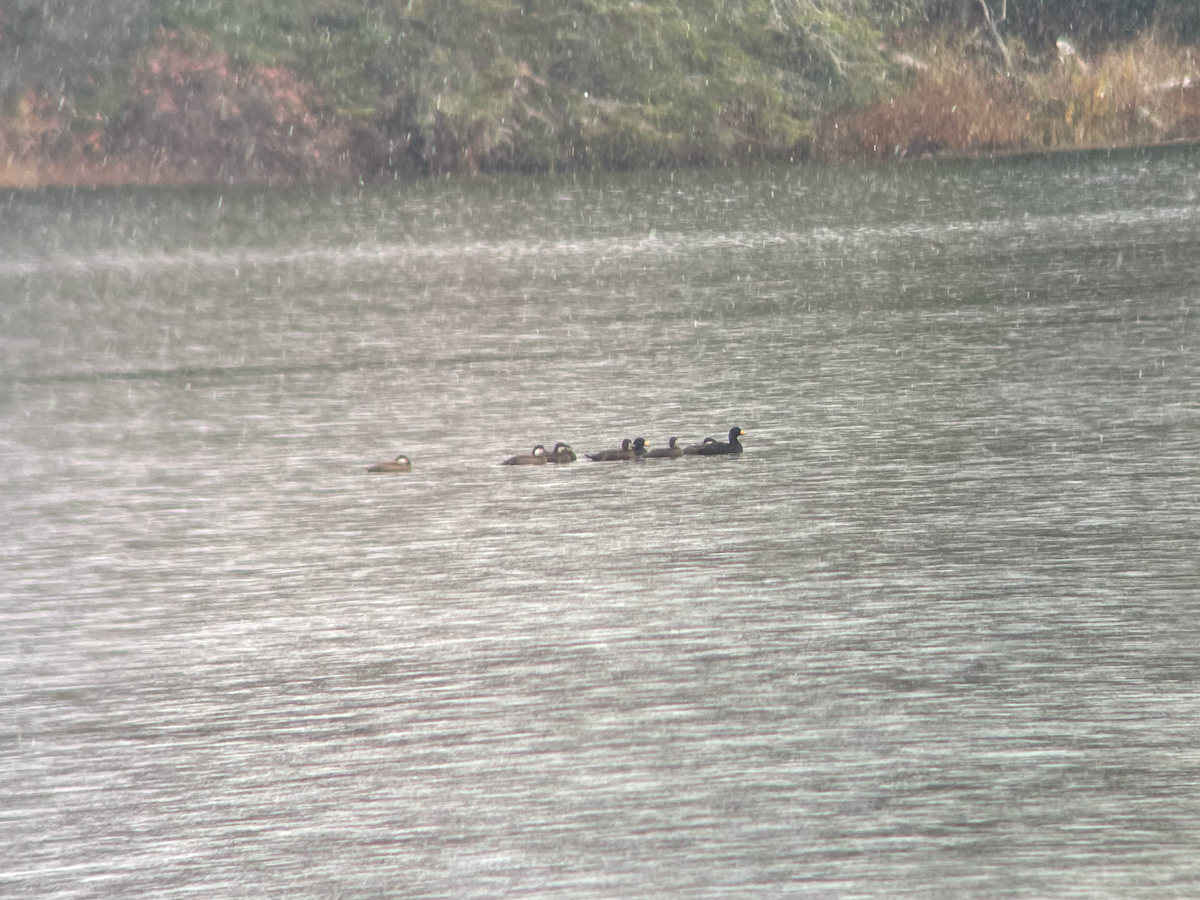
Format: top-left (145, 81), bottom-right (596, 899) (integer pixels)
top-left (502, 445), bottom-right (548, 466)
top-left (586, 438), bottom-right (633, 462)
top-left (645, 437), bottom-right (682, 459)
top-left (682, 436), bottom-right (718, 455)
top-left (546, 442), bottom-right (577, 463)
top-left (695, 426), bottom-right (746, 456)
top-left (366, 455), bottom-right (412, 473)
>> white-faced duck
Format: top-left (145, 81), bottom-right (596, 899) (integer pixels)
top-left (546, 442), bottom-right (577, 463)
top-left (502, 445), bottom-right (548, 466)
top-left (366, 455), bottom-right (412, 473)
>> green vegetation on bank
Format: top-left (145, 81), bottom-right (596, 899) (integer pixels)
top-left (2, 0), bottom-right (1199, 183)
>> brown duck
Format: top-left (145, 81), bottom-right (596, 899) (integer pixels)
top-left (502, 445), bottom-right (548, 466)
top-left (366, 455), bottom-right (412, 473)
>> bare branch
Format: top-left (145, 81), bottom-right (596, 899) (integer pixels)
top-left (976, 0), bottom-right (1014, 73)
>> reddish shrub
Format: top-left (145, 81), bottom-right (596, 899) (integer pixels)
top-left (111, 29), bottom-right (350, 181)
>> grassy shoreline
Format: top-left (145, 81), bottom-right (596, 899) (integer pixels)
top-left (4, 27), bottom-right (1199, 188)
top-left (6, 133), bottom-right (1199, 190)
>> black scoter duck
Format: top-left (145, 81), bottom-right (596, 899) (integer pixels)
top-left (682, 436), bottom-right (718, 455)
top-left (695, 426), bottom-right (745, 455)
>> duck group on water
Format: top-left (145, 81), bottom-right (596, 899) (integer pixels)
top-left (365, 428), bottom-right (745, 472)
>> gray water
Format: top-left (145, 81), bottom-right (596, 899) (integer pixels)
top-left (2, 149), bottom-right (1198, 898)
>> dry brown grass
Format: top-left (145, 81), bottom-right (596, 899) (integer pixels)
top-left (818, 33), bottom-right (1200, 161)
top-left (1053, 36), bottom-right (1200, 144)
top-left (0, 157), bottom-right (211, 188)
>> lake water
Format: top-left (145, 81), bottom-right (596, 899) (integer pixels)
top-left (2, 149), bottom-right (1198, 898)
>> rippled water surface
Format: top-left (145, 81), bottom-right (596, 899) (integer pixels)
top-left (3, 149), bottom-right (1199, 898)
